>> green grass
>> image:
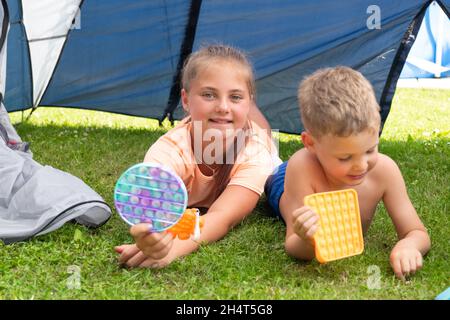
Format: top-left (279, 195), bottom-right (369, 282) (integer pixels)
top-left (1, 88), bottom-right (449, 299)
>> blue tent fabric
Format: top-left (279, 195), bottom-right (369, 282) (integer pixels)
top-left (3, 0), bottom-right (450, 134)
top-left (3, 0), bottom-right (32, 110)
top-left (41, 0), bottom-right (191, 120)
top-left (400, 1), bottom-right (450, 78)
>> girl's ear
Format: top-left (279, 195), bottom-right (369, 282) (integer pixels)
top-left (301, 131), bottom-right (316, 154)
top-left (181, 89), bottom-right (189, 112)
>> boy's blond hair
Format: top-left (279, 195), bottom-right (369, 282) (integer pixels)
top-left (298, 66), bottom-right (381, 138)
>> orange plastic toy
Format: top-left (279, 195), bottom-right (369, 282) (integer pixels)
top-left (304, 189), bottom-right (364, 263)
top-left (167, 208), bottom-right (204, 240)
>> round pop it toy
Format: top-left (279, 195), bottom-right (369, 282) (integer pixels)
top-left (114, 163), bottom-right (188, 232)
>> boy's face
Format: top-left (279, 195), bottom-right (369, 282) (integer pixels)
top-left (304, 129), bottom-right (379, 188)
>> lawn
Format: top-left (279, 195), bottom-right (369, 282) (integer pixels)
top-left (1, 88), bottom-right (449, 300)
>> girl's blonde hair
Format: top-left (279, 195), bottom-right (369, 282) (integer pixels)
top-left (181, 44), bottom-right (256, 99)
top-left (298, 66), bottom-right (381, 138)
top-left (181, 44), bottom-right (255, 198)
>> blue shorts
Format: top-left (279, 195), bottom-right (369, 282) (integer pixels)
top-left (264, 161), bottom-right (288, 222)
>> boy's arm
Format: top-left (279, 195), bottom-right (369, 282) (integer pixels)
top-left (282, 154), bottom-right (318, 260)
top-left (381, 156), bottom-right (431, 279)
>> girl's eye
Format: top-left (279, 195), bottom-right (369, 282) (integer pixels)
top-left (367, 148), bottom-right (375, 154)
top-left (230, 95), bottom-right (243, 102)
top-left (202, 92), bottom-right (215, 100)
top-left (338, 156), bottom-right (351, 162)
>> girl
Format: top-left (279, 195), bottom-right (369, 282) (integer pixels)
top-left (115, 45), bottom-right (281, 268)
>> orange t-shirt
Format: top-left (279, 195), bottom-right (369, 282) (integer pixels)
top-left (144, 119), bottom-right (279, 208)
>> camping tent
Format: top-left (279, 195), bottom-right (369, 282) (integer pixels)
top-left (1, 0), bottom-right (449, 134)
top-left (1, 0), bottom-right (111, 244)
top-left (401, 1), bottom-right (450, 78)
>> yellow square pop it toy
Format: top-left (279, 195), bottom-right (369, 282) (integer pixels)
top-left (304, 189), bottom-right (364, 263)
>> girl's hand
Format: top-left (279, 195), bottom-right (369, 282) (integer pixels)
top-left (292, 206), bottom-right (319, 243)
top-left (114, 243), bottom-right (172, 268)
top-left (114, 223), bottom-right (175, 268)
top-left (130, 223), bottom-right (174, 260)
top-left (390, 243), bottom-right (423, 281)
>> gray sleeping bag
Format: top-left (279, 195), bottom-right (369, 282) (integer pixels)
top-left (0, 103), bottom-right (111, 244)
top-left (0, 7), bottom-right (110, 244)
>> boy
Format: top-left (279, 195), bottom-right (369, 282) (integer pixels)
top-left (265, 67), bottom-right (430, 280)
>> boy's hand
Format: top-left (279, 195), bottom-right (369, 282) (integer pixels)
top-left (292, 206), bottom-right (320, 243)
top-left (389, 244), bottom-right (423, 281)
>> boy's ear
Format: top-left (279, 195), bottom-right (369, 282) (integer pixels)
top-left (181, 89), bottom-right (189, 112)
top-left (301, 131), bottom-right (316, 153)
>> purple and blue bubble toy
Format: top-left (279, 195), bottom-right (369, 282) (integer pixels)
top-left (114, 163), bottom-right (188, 232)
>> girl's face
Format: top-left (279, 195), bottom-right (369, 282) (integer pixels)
top-left (181, 60), bottom-right (251, 135)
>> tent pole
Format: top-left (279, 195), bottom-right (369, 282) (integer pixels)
top-left (160, 0), bottom-right (202, 126)
top-left (378, 1), bottom-right (430, 134)
top-left (434, 2), bottom-right (443, 78)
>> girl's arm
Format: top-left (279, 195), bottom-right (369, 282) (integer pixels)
top-left (381, 156), bottom-right (431, 279)
top-left (120, 185), bottom-right (260, 268)
top-left (248, 101), bottom-right (271, 133)
top-left (163, 185), bottom-right (260, 262)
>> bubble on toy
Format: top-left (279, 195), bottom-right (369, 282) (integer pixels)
top-left (155, 210), bottom-right (166, 219)
top-left (140, 198), bottom-right (150, 206)
top-left (150, 168), bottom-right (159, 177)
top-left (158, 182), bottom-right (167, 191)
top-left (149, 180), bottom-right (159, 189)
top-left (137, 177), bottom-right (147, 186)
top-left (151, 191), bottom-right (162, 199)
top-left (126, 174), bottom-right (136, 184)
top-left (172, 203), bottom-right (183, 213)
top-left (163, 192), bottom-right (173, 200)
top-left (119, 184), bottom-right (131, 193)
top-left (141, 189), bottom-right (151, 197)
top-left (167, 212), bottom-right (181, 221)
top-left (162, 202), bottom-right (171, 210)
top-left (170, 183), bottom-right (179, 191)
top-left (145, 210), bottom-right (154, 218)
top-left (138, 166), bottom-right (148, 175)
top-left (159, 171), bottom-right (169, 180)
top-left (130, 195), bottom-right (140, 204)
top-left (152, 200), bottom-right (161, 208)
top-left (130, 186), bottom-right (141, 195)
top-left (173, 193), bottom-right (183, 202)
top-left (124, 205), bottom-right (132, 214)
top-left (152, 221), bottom-right (163, 230)
top-left (134, 207), bottom-right (143, 216)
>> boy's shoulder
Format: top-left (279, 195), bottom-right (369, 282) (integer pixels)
top-left (286, 148), bottom-right (322, 179)
top-left (369, 152), bottom-right (403, 183)
top-left (372, 152), bottom-right (401, 174)
top-left (287, 147), bottom-right (311, 166)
